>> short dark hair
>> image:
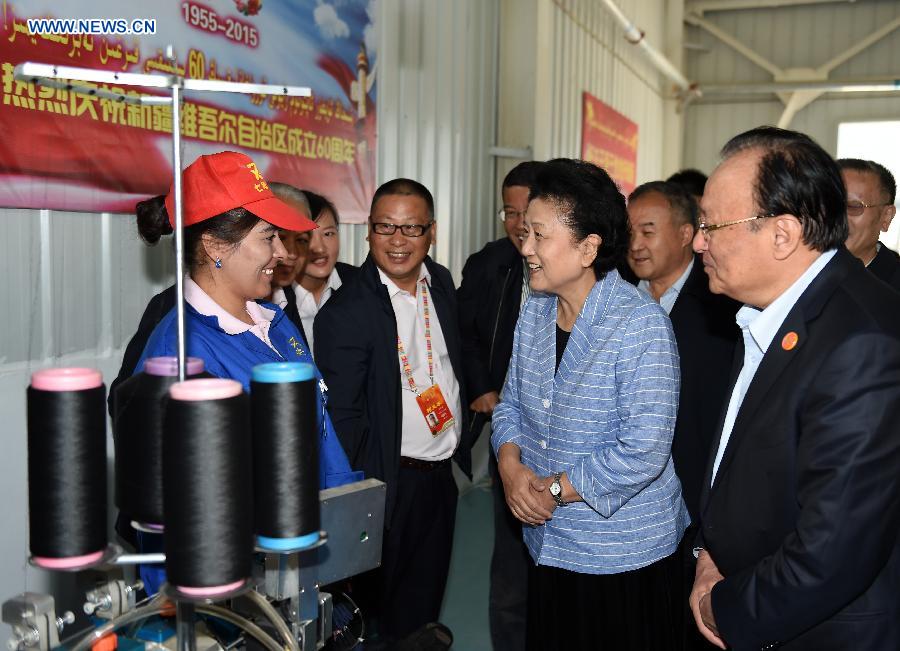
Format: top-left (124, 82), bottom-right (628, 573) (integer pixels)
top-left (135, 196), bottom-right (259, 270)
top-left (629, 181), bottom-right (698, 229)
top-left (720, 126), bottom-right (848, 252)
top-left (529, 158), bottom-right (628, 279)
top-left (303, 190), bottom-right (340, 225)
top-left (836, 158), bottom-right (896, 204)
top-left (502, 161), bottom-right (544, 190)
top-left (666, 168), bottom-right (707, 197)
top-left (370, 178), bottom-right (435, 220)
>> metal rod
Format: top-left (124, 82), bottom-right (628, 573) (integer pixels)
top-left (171, 79), bottom-right (186, 383)
top-left (701, 79), bottom-right (900, 94)
top-left (176, 602), bottom-right (197, 651)
top-left (15, 62), bottom-right (310, 97)
top-left (113, 553), bottom-right (166, 565)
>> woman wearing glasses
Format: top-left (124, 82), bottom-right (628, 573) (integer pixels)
top-left (492, 159), bottom-right (689, 650)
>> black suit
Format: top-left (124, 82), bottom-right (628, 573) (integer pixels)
top-left (457, 236), bottom-right (530, 651)
top-left (282, 261), bottom-right (359, 345)
top-left (314, 254), bottom-right (472, 640)
top-left (700, 249), bottom-right (900, 650)
top-left (867, 243), bottom-right (900, 291)
top-left (669, 257), bottom-right (740, 523)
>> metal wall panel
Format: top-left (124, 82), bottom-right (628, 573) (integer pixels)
top-left (339, 0), bottom-right (500, 284)
top-left (540, 0), bottom-right (668, 183)
top-left (684, 2), bottom-right (900, 174)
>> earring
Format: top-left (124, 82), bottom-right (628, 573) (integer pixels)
top-left (214, 258), bottom-right (222, 269)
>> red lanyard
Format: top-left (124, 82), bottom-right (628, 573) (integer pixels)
top-left (396, 279), bottom-right (433, 396)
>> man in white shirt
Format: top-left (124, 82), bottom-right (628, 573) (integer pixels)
top-left (689, 127), bottom-right (900, 650)
top-left (315, 179), bottom-right (471, 647)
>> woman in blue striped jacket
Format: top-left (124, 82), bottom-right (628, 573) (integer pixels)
top-left (492, 158), bottom-right (689, 650)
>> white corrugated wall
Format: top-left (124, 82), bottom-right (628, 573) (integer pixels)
top-left (535, 0), bottom-right (670, 184)
top-left (340, 0), bottom-right (500, 282)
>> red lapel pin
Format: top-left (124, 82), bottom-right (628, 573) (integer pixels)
top-left (781, 331), bottom-right (799, 351)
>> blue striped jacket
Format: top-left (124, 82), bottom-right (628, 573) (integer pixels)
top-left (492, 270), bottom-right (689, 574)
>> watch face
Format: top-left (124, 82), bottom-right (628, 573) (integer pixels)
top-left (550, 481), bottom-right (561, 497)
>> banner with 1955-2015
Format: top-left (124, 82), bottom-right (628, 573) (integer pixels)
top-left (580, 91), bottom-right (638, 197)
top-left (0, 0), bottom-right (377, 222)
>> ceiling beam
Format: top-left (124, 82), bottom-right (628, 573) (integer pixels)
top-left (687, 0), bottom-right (855, 16)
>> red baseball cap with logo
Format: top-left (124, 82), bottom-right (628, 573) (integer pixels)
top-left (164, 151), bottom-right (318, 232)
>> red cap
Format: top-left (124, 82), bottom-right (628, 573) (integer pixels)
top-left (165, 151), bottom-right (317, 232)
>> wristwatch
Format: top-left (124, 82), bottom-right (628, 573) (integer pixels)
top-left (549, 472), bottom-right (567, 507)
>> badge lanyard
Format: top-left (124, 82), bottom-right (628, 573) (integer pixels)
top-left (396, 278), bottom-right (433, 395)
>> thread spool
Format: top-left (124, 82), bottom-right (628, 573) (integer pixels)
top-left (28, 368), bottom-right (107, 569)
top-left (112, 356), bottom-right (206, 530)
top-left (163, 378), bottom-right (253, 597)
top-left (251, 363), bottom-right (321, 551)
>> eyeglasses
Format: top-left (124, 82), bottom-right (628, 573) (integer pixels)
top-left (498, 208), bottom-right (526, 222)
top-left (697, 213), bottom-right (775, 237)
top-left (847, 201), bottom-right (892, 217)
top-left (370, 221), bottom-right (434, 237)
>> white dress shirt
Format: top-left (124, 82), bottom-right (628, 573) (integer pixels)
top-left (378, 266), bottom-right (461, 460)
top-left (710, 249), bottom-right (837, 484)
top-left (295, 268), bottom-right (342, 356)
top-left (638, 258), bottom-right (694, 315)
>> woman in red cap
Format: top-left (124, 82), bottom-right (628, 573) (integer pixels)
top-left (134, 150), bottom-right (360, 488)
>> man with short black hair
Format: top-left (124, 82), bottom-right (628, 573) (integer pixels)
top-left (667, 168), bottom-right (708, 203)
top-left (457, 160), bottom-right (542, 651)
top-left (315, 179), bottom-right (470, 647)
top-left (837, 158), bottom-right (899, 290)
top-left (690, 127), bottom-right (900, 650)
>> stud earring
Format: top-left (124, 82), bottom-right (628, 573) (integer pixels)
top-left (214, 258), bottom-right (222, 269)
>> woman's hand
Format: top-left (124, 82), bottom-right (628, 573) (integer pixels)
top-left (497, 443), bottom-right (554, 525)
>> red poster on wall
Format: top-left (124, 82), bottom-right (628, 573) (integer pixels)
top-left (580, 92), bottom-right (638, 196)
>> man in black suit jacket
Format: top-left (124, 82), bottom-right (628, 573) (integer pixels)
top-left (628, 181), bottom-right (739, 650)
top-left (315, 179), bottom-right (471, 645)
top-left (837, 158), bottom-right (900, 291)
top-left (690, 127), bottom-right (900, 650)
top-left (457, 161), bottom-right (542, 651)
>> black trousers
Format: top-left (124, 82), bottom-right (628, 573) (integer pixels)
top-left (527, 554), bottom-right (682, 651)
top-left (488, 453), bottom-right (531, 651)
top-left (354, 462), bottom-right (458, 643)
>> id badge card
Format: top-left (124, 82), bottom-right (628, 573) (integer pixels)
top-left (416, 383), bottom-right (455, 437)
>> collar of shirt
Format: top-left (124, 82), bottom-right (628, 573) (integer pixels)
top-left (739, 249), bottom-right (837, 354)
top-left (270, 287), bottom-right (288, 310)
top-left (294, 267), bottom-right (343, 314)
top-left (377, 264), bottom-right (431, 298)
top-left (637, 257), bottom-right (694, 315)
top-left (184, 275), bottom-right (277, 336)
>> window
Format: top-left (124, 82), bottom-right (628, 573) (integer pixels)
top-left (836, 121), bottom-right (900, 252)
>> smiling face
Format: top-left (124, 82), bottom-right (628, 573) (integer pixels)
top-left (628, 191), bottom-right (694, 287)
top-left (521, 198), bottom-right (596, 297)
top-left (273, 229), bottom-right (310, 287)
top-left (368, 194), bottom-right (434, 292)
top-left (304, 207), bottom-right (340, 281)
top-left (501, 185), bottom-right (529, 253)
top-left (843, 168), bottom-right (896, 262)
top-left (214, 219), bottom-right (287, 302)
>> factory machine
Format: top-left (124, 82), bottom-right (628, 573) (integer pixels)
top-left (2, 58), bottom-right (386, 651)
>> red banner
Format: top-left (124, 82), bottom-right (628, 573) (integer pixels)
top-left (0, 1), bottom-right (377, 222)
top-left (581, 91), bottom-right (638, 197)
